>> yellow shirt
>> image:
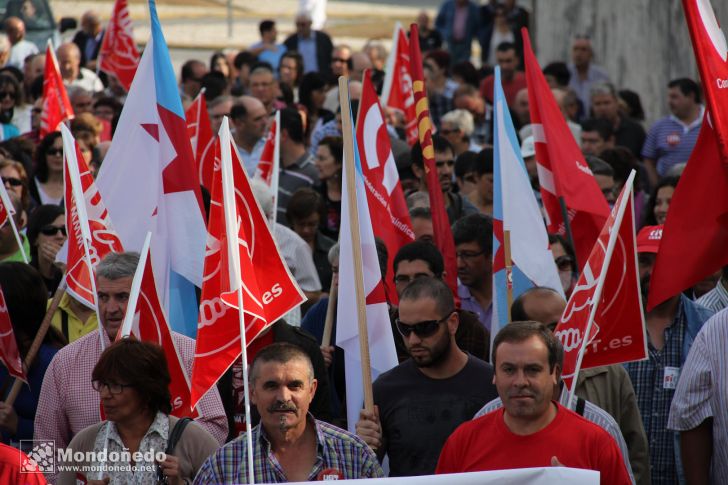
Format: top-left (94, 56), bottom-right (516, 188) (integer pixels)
top-left (48, 293), bottom-right (98, 343)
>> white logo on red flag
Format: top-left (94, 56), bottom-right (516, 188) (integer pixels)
top-left (554, 178), bottom-right (647, 386)
top-left (185, 93), bottom-right (217, 191)
top-left (0, 286), bottom-right (26, 382)
top-left (40, 44), bottom-right (74, 137)
top-left (254, 118), bottom-right (277, 185)
top-left (383, 27), bottom-right (418, 146)
top-left (98, 0), bottom-right (140, 91)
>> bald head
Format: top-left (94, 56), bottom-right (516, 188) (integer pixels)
top-left (57, 43), bottom-right (81, 81)
top-left (350, 52), bottom-right (372, 82)
top-left (511, 287), bottom-right (565, 332)
top-left (81, 10), bottom-right (102, 36)
top-left (4, 17), bottom-right (25, 44)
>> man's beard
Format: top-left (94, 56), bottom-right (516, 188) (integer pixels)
top-left (409, 331), bottom-right (451, 368)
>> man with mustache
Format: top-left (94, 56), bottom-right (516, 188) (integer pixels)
top-left (436, 321), bottom-right (631, 484)
top-left (624, 225), bottom-right (713, 485)
top-left (195, 343), bottom-right (383, 482)
top-left (355, 277), bottom-right (497, 476)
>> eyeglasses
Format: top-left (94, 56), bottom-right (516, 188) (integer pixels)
top-left (455, 250), bottom-right (485, 260)
top-left (46, 148), bottom-right (63, 156)
top-left (554, 255), bottom-right (574, 272)
top-left (92, 380), bottom-right (132, 395)
top-left (40, 224), bottom-right (66, 237)
top-left (0, 91), bottom-right (16, 99)
top-left (395, 311), bottom-right (454, 338)
top-left (2, 176), bottom-right (22, 187)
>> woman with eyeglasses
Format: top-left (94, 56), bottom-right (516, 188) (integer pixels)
top-left (30, 131), bottom-right (64, 206)
top-left (0, 159), bottom-right (30, 210)
top-left (58, 339), bottom-right (219, 485)
top-left (0, 263), bottom-right (65, 448)
top-left (0, 74), bottom-right (25, 137)
top-left (26, 204), bottom-right (66, 294)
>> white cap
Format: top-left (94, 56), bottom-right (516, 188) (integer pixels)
top-left (521, 135), bottom-right (536, 158)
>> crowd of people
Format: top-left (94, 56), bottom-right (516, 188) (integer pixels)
top-left (0, 1), bottom-right (727, 483)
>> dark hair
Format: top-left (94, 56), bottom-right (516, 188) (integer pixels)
top-left (229, 101), bottom-right (248, 122)
top-left (394, 241), bottom-right (444, 278)
top-left (618, 89), bottom-right (645, 121)
top-left (510, 286), bottom-right (563, 322)
top-left (0, 73), bottom-right (23, 107)
top-left (454, 151), bottom-right (478, 178)
top-left (92, 339), bottom-right (172, 415)
top-left (279, 51), bottom-right (304, 86)
top-left (668, 78), bottom-right (701, 103)
top-left (424, 50), bottom-right (451, 74)
top-left (643, 175), bottom-right (680, 227)
top-left (279, 107), bottom-right (305, 144)
top-left (493, 320), bottom-right (561, 372)
top-left (201, 71), bottom-right (228, 101)
top-left (180, 59), bottom-right (205, 83)
top-left (410, 135), bottom-right (454, 169)
top-left (259, 19), bottom-right (275, 35)
top-left (93, 96), bottom-right (122, 117)
top-left (298, 71), bottom-right (327, 113)
top-left (249, 61), bottom-right (275, 78)
top-left (34, 131), bottom-right (62, 182)
top-left (475, 147), bottom-right (493, 175)
top-left (250, 342), bottom-right (314, 384)
top-left (452, 213), bottom-right (493, 255)
top-left (451, 61), bottom-right (479, 88)
top-left (548, 233), bottom-right (576, 263)
top-left (399, 276), bottom-right (454, 316)
top-left (581, 118), bottom-right (613, 141)
top-left (26, 204), bottom-right (64, 265)
top-left (317, 136), bottom-right (343, 166)
top-left (496, 41), bottom-right (518, 54)
top-left (585, 155), bottom-right (614, 177)
top-left (0, 263), bottom-right (65, 356)
top-left (233, 50), bottom-right (257, 70)
top-left (209, 52), bottom-right (230, 77)
top-left (599, 147), bottom-right (641, 190)
top-left (286, 187), bottom-right (325, 224)
top-left (375, 236), bottom-right (389, 279)
top-left (542, 62), bottom-right (570, 87)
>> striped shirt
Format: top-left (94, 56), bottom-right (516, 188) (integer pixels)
top-left (193, 416), bottom-right (384, 483)
top-left (641, 107), bottom-right (703, 176)
top-left (625, 309), bottom-right (686, 485)
top-left (697, 281), bottom-right (728, 313)
top-left (273, 223), bottom-right (322, 294)
top-left (276, 152), bottom-right (320, 226)
top-left (474, 395), bottom-right (635, 484)
top-left (668, 308), bottom-right (728, 483)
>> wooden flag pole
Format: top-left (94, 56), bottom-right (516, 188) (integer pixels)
top-left (504, 230), bottom-right (514, 323)
top-left (3, 281), bottom-right (66, 406)
top-left (338, 76), bottom-right (374, 413)
top-left (321, 274), bottom-right (338, 348)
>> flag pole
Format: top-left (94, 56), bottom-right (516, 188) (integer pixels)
top-left (338, 76), bottom-right (375, 413)
top-left (219, 117), bottom-right (255, 485)
top-left (269, 109), bottom-right (281, 228)
top-left (559, 196), bottom-right (579, 272)
top-left (567, 171), bottom-right (635, 407)
top-left (0, 184), bottom-right (27, 264)
top-left (380, 21), bottom-right (401, 106)
top-left (118, 232), bottom-right (152, 340)
top-left (504, 229), bottom-right (513, 323)
top-left (321, 274), bottom-right (338, 347)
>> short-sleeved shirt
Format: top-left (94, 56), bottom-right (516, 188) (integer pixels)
top-left (373, 355), bottom-right (497, 476)
top-left (436, 403), bottom-right (631, 484)
top-left (457, 284), bottom-right (493, 331)
top-left (641, 108), bottom-right (703, 176)
top-left (668, 309), bottom-right (728, 483)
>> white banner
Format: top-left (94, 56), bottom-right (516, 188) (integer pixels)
top-left (286, 467), bottom-right (598, 484)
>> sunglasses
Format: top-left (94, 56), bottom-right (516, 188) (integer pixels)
top-left (46, 148), bottom-right (63, 156)
top-left (395, 311), bottom-right (454, 338)
top-left (0, 91), bottom-right (16, 99)
top-left (2, 176), bottom-right (22, 187)
top-left (40, 224), bottom-right (66, 237)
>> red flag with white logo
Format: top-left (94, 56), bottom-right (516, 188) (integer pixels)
top-left (190, 118), bottom-right (305, 409)
top-left (381, 24), bottom-right (418, 146)
top-left (98, 0), bottom-right (140, 91)
top-left (62, 126), bottom-right (124, 311)
top-left (254, 110), bottom-right (280, 224)
top-left (118, 235), bottom-right (198, 418)
top-left (356, 70), bottom-right (414, 303)
top-left (0, 286), bottom-right (26, 382)
top-left (41, 43), bottom-right (74, 137)
top-left (521, 29), bottom-right (609, 269)
top-left (185, 91), bottom-right (217, 191)
top-left (554, 172), bottom-right (647, 389)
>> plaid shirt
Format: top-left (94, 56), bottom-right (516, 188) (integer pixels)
top-left (34, 330), bottom-right (228, 482)
top-left (625, 305), bottom-right (686, 485)
top-left (193, 415), bottom-right (384, 483)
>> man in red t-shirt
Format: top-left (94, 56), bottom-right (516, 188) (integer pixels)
top-left (436, 321), bottom-right (631, 484)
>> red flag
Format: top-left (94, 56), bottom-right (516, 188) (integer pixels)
top-left (382, 25), bottom-right (418, 146)
top-left (408, 24), bottom-right (459, 299)
top-left (254, 114), bottom-right (278, 185)
top-left (521, 28), bottom-right (609, 268)
top-left (0, 286), bottom-right (26, 382)
top-left (98, 0), bottom-right (140, 91)
top-left (356, 70), bottom-right (415, 304)
top-left (185, 91), bottom-right (217, 191)
top-left (648, 120), bottom-right (728, 308)
top-left (0, 179), bottom-right (14, 229)
top-left (682, 0), bottom-right (728, 163)
top-left (41, 44), bottom-right (74, 137)
top-left (63, 127), bottom-right (124, 310)
top-left (119, 239), bottom-right (199, 418)
top-left (555, 174), bottom-right (647, 388)
top-left (190, 122), bottom-right (305, 408)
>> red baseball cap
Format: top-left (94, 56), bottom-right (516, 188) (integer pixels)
top-left (636, 225), bottom-right (663, 253)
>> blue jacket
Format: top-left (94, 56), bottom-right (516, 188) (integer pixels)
top-left (435, 1), bottom-right (481, 47)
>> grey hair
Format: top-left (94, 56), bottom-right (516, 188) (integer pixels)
top-left (441, 109), bottom-right (474, 137)
top-left (328, 242), bottom-right (340, 266)
top-left (250, 342), bottom-right (314, 384)
top-left (590, 82), bottom-right (617, 99)
top-left (96, 252), bottom-right (140, 280)
top-left (249, 177), bottom-right (274, 220)
top-left (406, 191), bottom-right (430, 211)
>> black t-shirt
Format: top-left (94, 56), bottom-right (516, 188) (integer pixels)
top-left (373, 355), bottom-right (497, 476)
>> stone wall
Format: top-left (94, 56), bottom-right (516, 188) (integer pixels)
top-left (525, 0), bottom-right (728, 124)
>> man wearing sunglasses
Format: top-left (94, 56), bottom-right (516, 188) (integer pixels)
top-left (355, 277), bottom-right (497, 477)
top-left (0, 191), bottom-right (28, 263)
